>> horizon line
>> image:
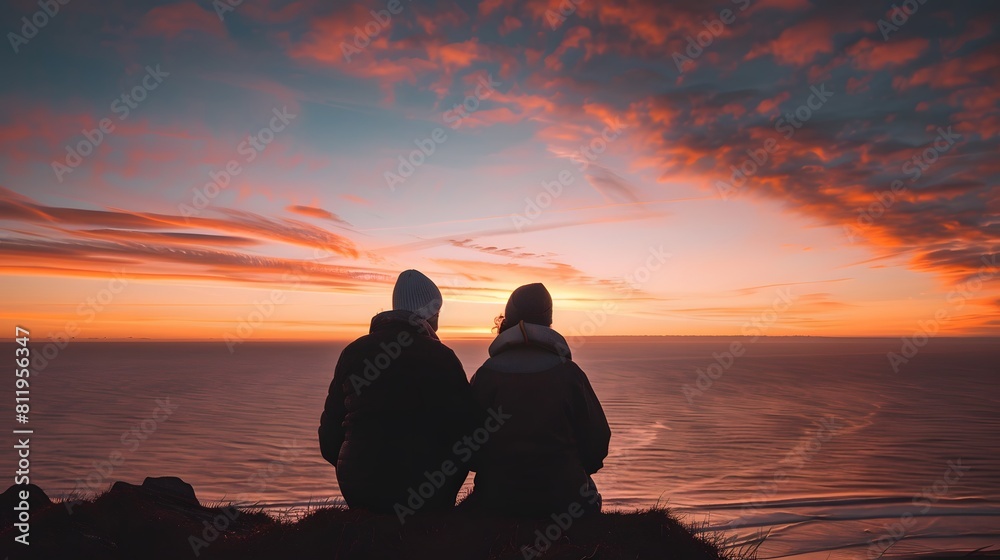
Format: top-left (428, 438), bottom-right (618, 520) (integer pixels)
top-left (8, 334), bottom-right (999, 343)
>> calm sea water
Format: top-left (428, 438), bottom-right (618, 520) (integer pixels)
top-left (4, 337), bottom-right (998, 559)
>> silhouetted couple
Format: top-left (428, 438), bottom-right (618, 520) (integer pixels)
top-left (319, 270), bottom-right (611, 520)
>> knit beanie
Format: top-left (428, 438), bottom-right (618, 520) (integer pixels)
top-left (500, 283), bottom-right (552, 332)
top-left (392, 270), bottom-right (442, 325)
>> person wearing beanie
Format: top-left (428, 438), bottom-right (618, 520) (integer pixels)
top-left (496, 283), bottom-right (552, 333)
top-left (465, 283), bottom-right (612, 518)
top-left (392, 269), bottom-right (443, 331)
top-left (318, 270), bottom-right (475, 514)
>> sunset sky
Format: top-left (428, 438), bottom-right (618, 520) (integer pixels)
top-left (0, 0), bottom-right (997, 340)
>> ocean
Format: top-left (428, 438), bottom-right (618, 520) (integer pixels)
top-left (5, 337), bottom-right (998, 559)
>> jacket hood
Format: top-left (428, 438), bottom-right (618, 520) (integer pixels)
top-left (370, 309), bottom-right (439, 340)
top-left (488, 320), bottom-right (571, 360)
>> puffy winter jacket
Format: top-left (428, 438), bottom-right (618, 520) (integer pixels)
top-left (467, 321), bottom-right (611, 517)
top-left (318, 310), bottom-right (474, 513)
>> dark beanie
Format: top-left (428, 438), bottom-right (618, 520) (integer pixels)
top-left (501, 283), bottom-right (553, 331)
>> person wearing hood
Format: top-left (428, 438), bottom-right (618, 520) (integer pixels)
top-left (318, 270), bottom-right (473, 513)
top-left (466, 283), bottom-right (612, 517)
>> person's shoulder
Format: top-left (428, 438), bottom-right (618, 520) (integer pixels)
top-left (533, 351), bottom-right (579, 371)
top-left (341, 333), bottom-right (375, 352)
top-left (474, 359), bottom-right (498, 376)
top-left (407, 331), bottom-right (451, 350)
top-left (339, 329), bottom-right (406, 356)
top-left (557, 359), bottom-right (590, 381)
top-left (407, 334), bottom-right (464, 365)
top-left (469, 363), bottom-right (495, 387)
top-left (347, 323), bottom-right (417, 346)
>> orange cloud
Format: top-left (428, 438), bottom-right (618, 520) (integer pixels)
top-left (750, 19), bottom-right (835, 66)
top-left (847, 37), bottom-right (929, 71)
top-left (0, 188), bottom-right (360, 258)
top-left (893, 47), bottom-right (1000, 90)
top-left (286, 205), bottom-right (346, 222)
top-left (340, 194), bottom-right (372, 206)
top-left (755, 92), bottom-right (791, 114)
top-left (499, 15), bottom-right (523, 35)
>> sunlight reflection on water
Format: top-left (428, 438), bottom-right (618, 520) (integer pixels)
top-left (16, 337), bottom-right (1000, 559)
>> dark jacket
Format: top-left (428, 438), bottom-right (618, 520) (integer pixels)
top-left (318, 310), bottom-right (473, 513)
top-left (468, 321), bottom-right (611, 517)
